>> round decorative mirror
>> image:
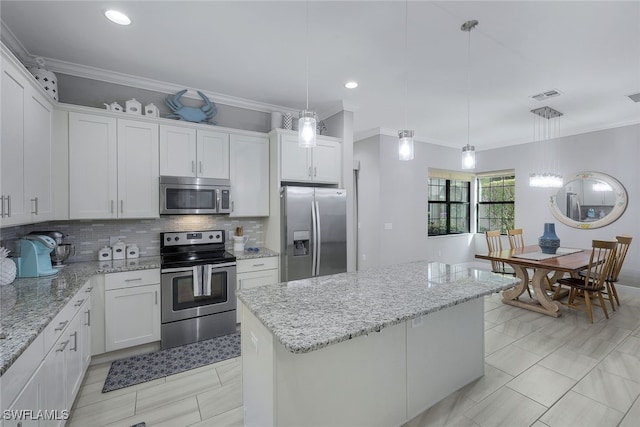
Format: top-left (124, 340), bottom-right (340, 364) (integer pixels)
top-left (549, 172), bottom-right (628, 229)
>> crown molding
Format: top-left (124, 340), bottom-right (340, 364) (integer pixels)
top-left (0, 24), bottom-right (298, 115)
top-left (42, 56), bottom-right (300, 114)
top-left (1, 20), bottom-right (31, 61)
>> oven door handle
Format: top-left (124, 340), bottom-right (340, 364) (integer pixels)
top-left (161, 262), bottom-right (236, 274)
top-left (203, 265), bottom-right (213, 296)
top-left (192, 266), bottom-right (203, 297)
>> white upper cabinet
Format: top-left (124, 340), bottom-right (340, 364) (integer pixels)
top-left (159, 124), bottom-right (229, 179)
top-left (229, 134), bottom-right (269, 217)
top-left (69, 112), bottom-right (159, 219)
top-left (1, 49), bottom-right (54, 226)
top-left (197, 129), bottom-right (229, 179)
top-left (278, 131), bottom-right (341, 185)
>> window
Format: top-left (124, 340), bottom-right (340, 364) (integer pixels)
top-left (428, 178), bottom-right (471, 235)
top-left (477, 172), bottom-right (515, 234)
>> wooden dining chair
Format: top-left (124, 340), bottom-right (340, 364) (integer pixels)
top-left (485, 230), bottom-right (515, 275)
top-left (507, 228), bottom-right (526, 251)
top-left (553, 240), bottom-right (618, 323)
top-left (581, 235), bottom-right (632, 311)
top-left (506, 228), bottom-right (532, 297)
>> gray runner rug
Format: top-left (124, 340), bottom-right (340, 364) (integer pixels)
top-left (102, 333), bottom-right (241, 393)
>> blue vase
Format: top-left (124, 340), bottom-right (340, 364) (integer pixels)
top-left (539, 223), bottom-right (560, 254)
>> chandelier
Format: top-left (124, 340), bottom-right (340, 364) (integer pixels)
top-left (529, 106), bottom-right (563, 188)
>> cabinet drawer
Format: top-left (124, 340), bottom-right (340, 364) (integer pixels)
top-left (105, 268), bottom-right (160, 290)
top-left (43, 282), bottom-right (92, 351)
top-left (237, 256), bottom-right (278, 274)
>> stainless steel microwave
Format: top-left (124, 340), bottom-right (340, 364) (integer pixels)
top-left (159, 176), bottom-right (231, 215)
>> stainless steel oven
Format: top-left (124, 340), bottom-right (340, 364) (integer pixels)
top-left (160, 230), bottom-right (236, 349)
top-left (159, 176), bottom-right (231, 215)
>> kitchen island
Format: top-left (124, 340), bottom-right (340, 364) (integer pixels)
top-left (237, 261), bottom-right (519, 427)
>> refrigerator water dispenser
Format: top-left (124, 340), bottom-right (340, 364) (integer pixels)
top-left (293, 231), bottom-right (309, 256)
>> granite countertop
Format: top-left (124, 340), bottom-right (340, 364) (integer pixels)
top-left (233, 247), bottom-right (279, 260)
top-left (237, 261), bottom-right (519, 354)
top-left (0, 256), bottom-right (160, 376)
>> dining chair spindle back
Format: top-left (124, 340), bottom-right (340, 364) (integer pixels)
top-left (554, 240), bottom-right (618, 323)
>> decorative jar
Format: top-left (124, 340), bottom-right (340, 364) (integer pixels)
top-left (539, 223), bottom-right (560, 254)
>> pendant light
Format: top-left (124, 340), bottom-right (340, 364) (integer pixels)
top-left (298, 0), bottom-right (317, 148)
top-left (461, 20), bottom-right (478, 170)
top-left (529, 106), bottom-right (563, 188)
top-left (398, 0), bottom-right (414, 161)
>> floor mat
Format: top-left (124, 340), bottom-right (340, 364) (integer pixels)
top-left (102, 333), bottom-right (240, 393)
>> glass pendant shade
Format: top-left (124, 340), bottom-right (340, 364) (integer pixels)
top-left (398, 130), bottom-right (413, 160)
top-left (461, 144), bottom-right (475, 170)
top-left (298, 109), bottom-right (317, 148)
top-left (398, 130), bottom-right (415, 161)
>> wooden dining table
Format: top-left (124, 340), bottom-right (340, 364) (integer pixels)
top-left (475, 245), bottom-right (593, 317)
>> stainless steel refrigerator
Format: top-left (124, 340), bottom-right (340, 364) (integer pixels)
top-left (281, 186), bottom-right (347, 281)
top-left (566, 192), bottom-right (581, 221)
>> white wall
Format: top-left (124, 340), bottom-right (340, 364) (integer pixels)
top-left (355, 124), bottom-right (640, 286)
top-left (355, 133), bottom-right (477, 270)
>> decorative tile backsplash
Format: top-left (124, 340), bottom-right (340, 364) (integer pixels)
top-left (0, 216), bottom-right (266, 262)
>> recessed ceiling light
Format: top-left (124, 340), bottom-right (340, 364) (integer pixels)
top-left (345, 81), bottom-right (358, 89)
top-left (105, 10), bottom-right (131, 26)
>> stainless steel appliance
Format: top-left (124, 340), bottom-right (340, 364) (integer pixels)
top-left (159, 176), bottom-right (231, 215)
top-left (281, 186), bottom-right (347, 281)
top-left (160, 230), bottom-right (237, 349)
top-left (29, 231), bottom-right (75, 266)
top-left (566, 192), bottom-right (581, 221)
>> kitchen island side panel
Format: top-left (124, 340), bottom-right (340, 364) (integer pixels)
top-left (241, 297), bottom-right (485, 427)
top-left (407, 297), bottom-right (484, 419)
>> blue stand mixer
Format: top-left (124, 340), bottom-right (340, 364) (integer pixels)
top-left (15, 235), bottom-right (59, 278)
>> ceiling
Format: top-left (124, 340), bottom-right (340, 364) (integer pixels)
top-left (2, 1), bottom-right (639, 150)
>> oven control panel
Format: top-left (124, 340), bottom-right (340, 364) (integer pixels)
top-left (162, 230), bottom-right (225, 246)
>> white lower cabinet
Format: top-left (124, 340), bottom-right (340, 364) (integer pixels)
top-left (2, 283), bottom-right (92, 427)
top-left (5, 364), bottom-right (43, 427)
top-left (105, 270), bottom-right (161, 352)
top-left (236, 257), bottom-right (279, 323)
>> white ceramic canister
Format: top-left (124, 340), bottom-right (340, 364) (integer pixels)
top-left (126, 244), bottom-right (139, 259)
top-left (111, 240), bottom-right (126, 260)
top-left (233, 236), bottom-right (249, 253)
top-left (98, 246), bottom-right (112, 261)
top-left (125, 98), bottom-right (142, 115)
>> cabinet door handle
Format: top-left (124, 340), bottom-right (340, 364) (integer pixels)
top-left (155, 290), bottom-right (158, 305)
top-left (56, 340), bottom-right (70, 352)
top-left (54, 320), bottom-right (69, 332)
top-left (125, 277), bottom-right (142, 282)
top-left (30, 197), bottom-right (38, 215)
top-left (85, 287), bottom-right (93, 293)
top-left (192, 160), bottom-right (196, 173)
top-left (314, 167), bottom-right (317, 177)
top-left (231, 201), bottom-right (234, 212)
top-left (0, 196), bottom-right (4, 217)
top-left (74, 299), bottom-right (85, 307)
top-left (6, 195), bottom-right (10, 217)
top-left (111, 200), bottom-right (114, 214)
top-left (85, 309), bottom-right (91, 326)
top-left (120, 200), bottom-right (124, 214)
top-left (199, 161), bottom-right (203, 173)
top-left (253, 263), bottom-right (265, 267)
top-left (308, 167), bottom-right (312, 177)
top-left (70, 331), bottom-right (78, 352)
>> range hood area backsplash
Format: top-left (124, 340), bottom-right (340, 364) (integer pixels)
top-left (0, 217), bottom-right (266, 262)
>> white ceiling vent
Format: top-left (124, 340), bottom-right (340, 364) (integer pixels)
top-left (627, 92), bottom-right (640, 103)
top-left (531, 89), bottom-right (562, 101)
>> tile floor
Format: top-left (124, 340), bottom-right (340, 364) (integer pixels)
top-left (67, 291), bottom-right (640, 427)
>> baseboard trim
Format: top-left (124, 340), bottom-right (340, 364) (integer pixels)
top-left (90, 341), bottom-right (161, 366)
